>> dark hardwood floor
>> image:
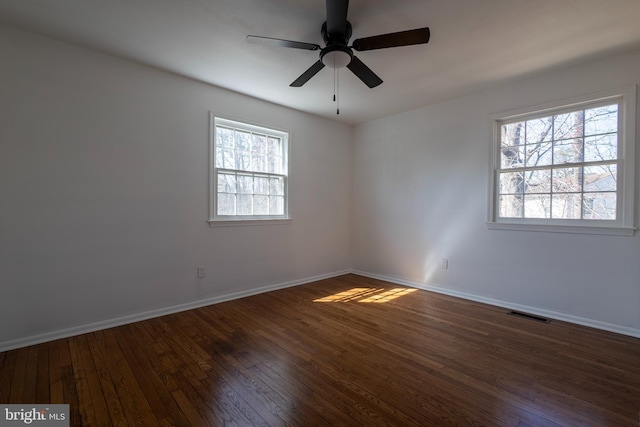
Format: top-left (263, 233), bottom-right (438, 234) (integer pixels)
top-left (1, 274), bottom-right (639, 426)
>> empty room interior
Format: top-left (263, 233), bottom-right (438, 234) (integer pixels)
top-left (1, 0), bottom-right (639, 425)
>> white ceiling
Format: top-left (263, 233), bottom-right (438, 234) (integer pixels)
top-left (1, 0), bottom-right (640, 124)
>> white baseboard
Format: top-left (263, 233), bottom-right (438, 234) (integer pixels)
top-left (350, 269), bottom-right (640, 339)
top-left (3, 268), bottom-right (637, 352)
top-left (0, 270), bottom-right (350, 352)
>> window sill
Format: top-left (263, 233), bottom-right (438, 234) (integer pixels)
top-left (208, 218), bottom-right (292, 227)
top-left (486, 221), bottom-right (635, 236)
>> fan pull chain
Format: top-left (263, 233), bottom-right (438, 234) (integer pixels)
top-left (331, 52), bottom-right (339, 114)
top-left (336, 68), bottom-right (340, 115)
top-left (333, 62), bottom-right (336, 102)
top-left (332, 53), bottom-right (339, 115)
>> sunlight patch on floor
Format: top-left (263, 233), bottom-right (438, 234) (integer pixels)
top-left (314, 288), bottom-right (417, 303)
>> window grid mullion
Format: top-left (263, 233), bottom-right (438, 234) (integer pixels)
top-left (216, 168), bottom-right (287, 180)
top-left (580, 109), bottom-right (586, 220)
top-left (497, 158), bottom-right (617, 174)
top-left (549, 114), bottom-right (555, 218)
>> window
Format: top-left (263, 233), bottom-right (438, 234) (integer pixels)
top-left (209, 115), bottom-right (289, 223)
top-left (488, 86), bottom-right (636, 235)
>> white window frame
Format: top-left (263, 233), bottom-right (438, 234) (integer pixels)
top-left (487, 85), bottom-right (636, 236)
top-left (209, 114), bottom-right (291, 225)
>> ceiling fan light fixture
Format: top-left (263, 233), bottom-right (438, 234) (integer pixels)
top-left (320, 45), bottom-right (352, 68)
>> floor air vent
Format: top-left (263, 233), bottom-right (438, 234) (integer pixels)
top-left (507, 310), bottom-right (550, 323)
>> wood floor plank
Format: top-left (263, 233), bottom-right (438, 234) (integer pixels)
top-left (23, 347), bottom-right (39, 402)
top-left (85, 331), bottom-right (129, 427)
top-left (170, 389), bottom-right (211, 426)
top-left (8, 347), bottom-right (28, 403)
top-left (101, 328), bottom-right (161, 427)
top-left (68, 334), bottom-right (111, 426)
top-left (116, 325), bottom-right (194, 426)
top-left (35, 346), bottom-right (50, 404)
top-left (59, 364), bottom-right (81, 425)
top-left (0, 350), bottom-right (16, 402)
top-left (1, 274), bottom-right (639, 426)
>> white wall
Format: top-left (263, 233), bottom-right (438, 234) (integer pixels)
top-left (352, 49), bottom-right (640, 336)
top-left (0, 25), bottom-right (352, 349)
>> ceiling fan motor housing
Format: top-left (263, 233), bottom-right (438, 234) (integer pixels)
top-left (322, 20), bottom-right (352, 45)
top-left (320, 21), bottom-right (354, 68)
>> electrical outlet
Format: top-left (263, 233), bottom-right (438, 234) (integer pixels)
top-left (441, 259), bottom-right (449, 270)
top-left (197, 266), bottom-right (206, 278)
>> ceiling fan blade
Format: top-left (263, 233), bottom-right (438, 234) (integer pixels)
top-left (352, 27), bottom-right (430, 51)
top-left (290, 60), bottom-right (326, 87)
top-left (247, 35), bottom-right (320, 51)
top-left (346, 56), bottom-right (383, 88)
top-left (326, 0), bottom-right (349, 36)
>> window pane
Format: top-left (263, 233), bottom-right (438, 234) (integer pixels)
top-left (267, 138), bottom-right (283, 174)
top-left (237, 174), bottom-right (253, 194)
top-left (237, 194), bottom-right (253, 215)
top-left (584, 164), bottom-right (616, 192)
top-left (553, 139), bottom-right (583, 165)
top-left (584, 134), bottom-right (617, 162)
top-left (524, 194), bottom-right (551, 219)
top-left (216, 147), bottom-right (235, 169)
top-left (501, 145), bottom-right (524, 169)
top-left (552, 167), bottom-right (581, 193)
top-left (270, 177), bottom-right (284, 195)
top-left (270, 196), bottom-right (284, 215)
top-left (252, 134), bottom-right (267, 154)
top-left (524, 169), bottom-right (551, 194)
top-left (268, 155), bottom-right (283, 174)
top-left (552, 194), bottom-right (581, 219)
top-left (254, 195), bottom-right (269, 215)
top-left (235, 130), bottom-right (251, 150)
top-left (267, 137), bottom-right (281, 154)
top-left (499, 172), bottom-right (524, 194)
top-left (499, 195), bottom-right (523, 218)
top-left (252, 154), bottom-right (266, 173)
top-left (584, 104), bottom-right (617, 136)
top-left (501, 122), bottom-right (525, 146)
top-left (583, 192), bottom-right (616, 220)
top-left (267, 137), bottom-right (283, 173)
top-left (254, 176), bottom-right (269, 194)
top-left (526, 117), bottom-right (552, 144)
top-left (217, 193), bottom-right (236, 215)
top-left (525, 143), bottom-right (552, 167)
top-left (217, 173), bottom-right (236, 193)
top-left (236, 150), bottom-right (251, 171)
top-left (217, 127), bottom-right (234, 148)
top-left (553, 111), bottom-right (584, 141)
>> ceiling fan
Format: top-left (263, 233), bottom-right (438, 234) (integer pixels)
top-left (246, 0), bottom-right (430, 89)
